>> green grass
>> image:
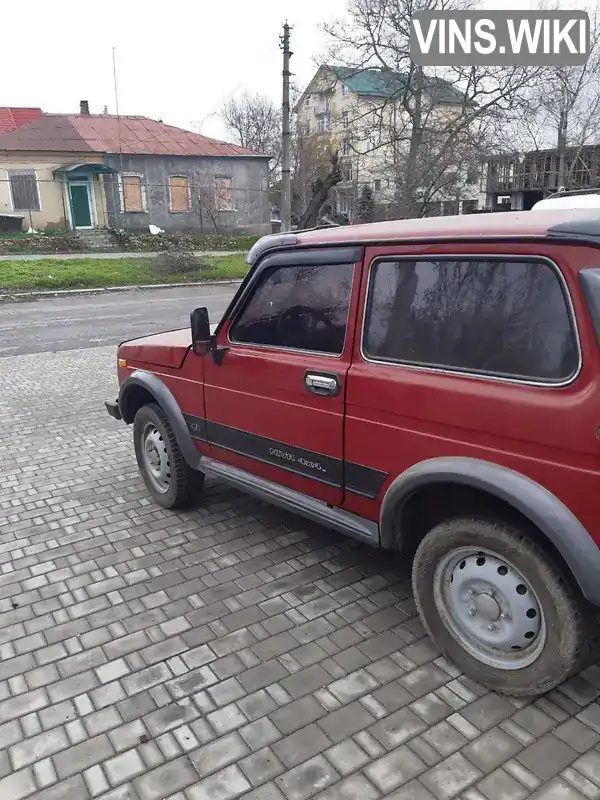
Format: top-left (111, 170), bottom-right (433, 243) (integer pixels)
top-left (0, 254), bottom-right (249, 292)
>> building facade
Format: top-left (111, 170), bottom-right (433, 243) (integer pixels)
top-left (295, 66), bottom-right (482, 220)
top-left (484, 145), bottom-right (600, 211)
top-left (102, 153), bottom-right (268, 234)
top-left (0, 104), bottom-right (270, 235)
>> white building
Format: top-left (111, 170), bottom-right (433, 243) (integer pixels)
top-left (295, 65), bottom-right (482, 220)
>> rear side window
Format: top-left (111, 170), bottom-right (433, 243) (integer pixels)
top-left (363, 258), bottom-right (578, 382)
top-left (229, 263), bottom-right (354, 355)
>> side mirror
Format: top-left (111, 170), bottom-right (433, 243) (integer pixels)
top-left (191, 307), bottom-right (211, 355)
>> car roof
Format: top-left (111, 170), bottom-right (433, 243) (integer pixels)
top-left (246, 209), bottom-right (600, 265)
top-left (294, 209), bottom-right (600, 246)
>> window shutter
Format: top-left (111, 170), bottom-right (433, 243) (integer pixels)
top-left (9, 171), bottom-right (40, 211)
top-left (169, 176), bottom-right (190, 211)
top-left (122, 176), bottom-right (143, 212)
top-left (215, 177), bottom-right (233, 211)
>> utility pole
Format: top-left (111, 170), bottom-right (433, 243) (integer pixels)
top-left (280, 22), bottom-right (292, 231)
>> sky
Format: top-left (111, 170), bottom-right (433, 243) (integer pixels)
top-left (1, 0), bottom-right (589, 144)
top-left (2, 0), bottom-right (346, 141)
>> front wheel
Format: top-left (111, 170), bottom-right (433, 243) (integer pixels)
top-left (133, 403), bottom-right (205, 509)
top-left (412, 517), bottom-right (591, 695)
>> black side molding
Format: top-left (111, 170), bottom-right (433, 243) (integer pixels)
top-left (380, 456), bottom-right (600, 607)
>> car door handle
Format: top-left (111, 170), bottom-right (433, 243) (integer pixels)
top-left (304, 372), bottom-right (340, 397)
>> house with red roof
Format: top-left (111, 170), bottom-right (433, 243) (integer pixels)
top-left (0, 102), bottom-right (271, 234)
top-left (0, 107), bottom-right (43, 133)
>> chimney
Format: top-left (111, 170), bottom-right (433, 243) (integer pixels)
top-left (80, 100), bottom-right (90, 115)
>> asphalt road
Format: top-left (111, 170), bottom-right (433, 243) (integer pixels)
top-left (0, 284), bottom-right (238, 357)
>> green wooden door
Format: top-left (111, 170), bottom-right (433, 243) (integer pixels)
top-left (69, 183), bottom-right (92, 228)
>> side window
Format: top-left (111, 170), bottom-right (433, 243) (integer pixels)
top-left (363, 258), bottom-right (578, 382)
top-left (229, 263), bottom-right (354, 355)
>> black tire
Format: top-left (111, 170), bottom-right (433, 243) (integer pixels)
top-left (412, 516), bottom-right (590, 696)
top-left (133, 403), bottom-right (204, 509)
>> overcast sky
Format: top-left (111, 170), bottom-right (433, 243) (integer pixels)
top-left (2, 0), bottom-right (584, 144)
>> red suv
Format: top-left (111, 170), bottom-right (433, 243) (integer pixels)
top-left (107, 209), bottom-right (600, 696)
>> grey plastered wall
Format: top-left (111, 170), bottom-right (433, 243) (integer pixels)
top-left (102, 153), bottom-right (270, 234)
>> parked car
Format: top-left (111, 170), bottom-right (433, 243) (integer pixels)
top-left (106, 209), bottom-right (600, 696)
top-left (532, 188), bottom-right (600, 211)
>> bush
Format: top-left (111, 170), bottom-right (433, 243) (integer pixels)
top-left (154, 253), bottom-right (205, 276)
top-left (113, 230), bottom-right (260, 253)
top-left (0, 233), bottom-right (86, 254)
top-left (43, 223), bottom-right (69, 235)
top-left (0, 228), bottom-right (262, 255)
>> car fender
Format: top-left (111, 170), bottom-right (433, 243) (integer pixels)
top-left (380, 456), bottom-right (600, 606)
top-left (119, 371), bottom-right (201, 469)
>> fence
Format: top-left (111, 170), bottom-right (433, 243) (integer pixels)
top-left (0, 176), bottom-right (273, 236)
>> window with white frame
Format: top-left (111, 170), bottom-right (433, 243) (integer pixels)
top-left (341, 160), bottom-right (353, 182)
top-left (341, 111), bottom-right (349, 128)
top-left (168, 175), bottom-right (191, 212)
top-left (8, 170), bottom-right (41, 212)
top-left (337, 195), bottom-right (353, 217)
top-left (341, 83), bottom-right (349, 97)
top-left (316, 113), bottom-right (330, 133)
top-left (341, 138), bottom-right (350, 156)
top-left (215, 176), bottom-right (234, 211)
top-left (119, 174), bottom-right (147, 212)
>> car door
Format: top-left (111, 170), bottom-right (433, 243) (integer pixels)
top-left (343, 242), bottom-right (583, 523)
top-left (202, 246), bottom-right (364, 505)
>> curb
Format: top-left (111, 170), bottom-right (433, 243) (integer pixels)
top-left (0, 279), bottom-right (243, 303)
top-left (0, 249), bottom-right (244, 262)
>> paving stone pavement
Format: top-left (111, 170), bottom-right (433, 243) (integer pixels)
top-left (2, 345), bottom-right (600, 800)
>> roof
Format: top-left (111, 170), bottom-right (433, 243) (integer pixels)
top-left (293, 208), bottom-right (600, 247)
top-left (329, 66), bottom-right (463, 104)
top-left (0, 107), bottom-right (42, 133)
top-left (0, 113), bottom-right (267, 158)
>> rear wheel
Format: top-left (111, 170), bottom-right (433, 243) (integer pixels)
top-left (133, 403), bottom-right (204, 509)
top-left (412, 517), bottom-right (590, 695)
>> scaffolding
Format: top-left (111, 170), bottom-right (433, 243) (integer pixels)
top-left (486, 145), bottom-right (600, 195)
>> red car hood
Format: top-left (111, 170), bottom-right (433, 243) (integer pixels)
top-left (119, 328), bottom-right (192, 369)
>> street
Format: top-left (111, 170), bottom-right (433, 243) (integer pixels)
top-left (0, 285), bottom-right (238, 357)
top-left (1, 294), bottom-right (600, 800)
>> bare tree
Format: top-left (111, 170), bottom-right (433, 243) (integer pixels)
top-left (322, 0), bottom-right (540, 217)
top-left (357, 184), bottom-right (375, 222)
top-left (297, 151), bottom-right (343, 229)
top-left (185, 170), bottom-right (221, 233)
top-left (221, 92), bottom-right (282, 183)
top-left (509, 7), bottom-right (600, 191)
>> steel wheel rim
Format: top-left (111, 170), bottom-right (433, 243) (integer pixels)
top-left (433, 546), bottom-right (546, 670)
top-left (141, 424), bottom-right (171, 494)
